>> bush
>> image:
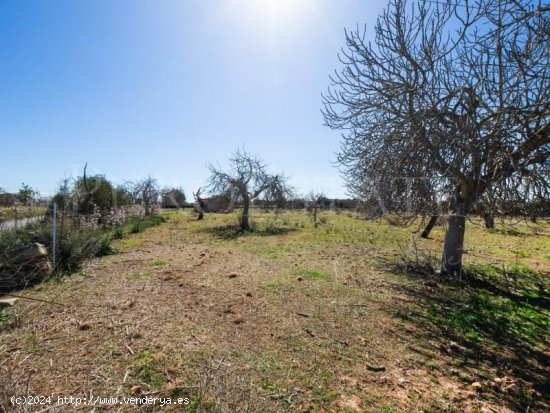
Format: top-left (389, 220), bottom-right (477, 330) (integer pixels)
top-left (111, 227), bottom-right (125, 240)
top-left (97, 234), bottom-right (117, 257)
top-left (54, 227), bottom-right (108, 272)
top-left (0, 210), bottom-right (167, 291)
top-left (130, 221), bottom-right (143, 234)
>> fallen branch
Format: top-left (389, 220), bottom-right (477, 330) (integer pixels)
top-left (2, 293), bottom-right (67, 307)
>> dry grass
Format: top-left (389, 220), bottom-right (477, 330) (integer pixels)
top-left (0, 210), bottom-right (548, 412)
top-left (0, 206), bottom-right (47, 223)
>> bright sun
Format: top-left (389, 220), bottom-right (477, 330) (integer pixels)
top-left (217, 0), bottom-right (319, 35)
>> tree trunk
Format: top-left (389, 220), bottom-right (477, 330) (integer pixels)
top-left (441, 212), bottom-right (466, 276)
top-left (484, 213), bottom-right (494, 229)
top-left (240, 196), bottom-right (250, 231)
top-left (313, 205), bottom-right (318, 227)
top-left (421, 215), bottom-right (438, 238)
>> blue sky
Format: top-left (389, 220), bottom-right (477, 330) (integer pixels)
top-left (1, 0), bottom-right (386, 198)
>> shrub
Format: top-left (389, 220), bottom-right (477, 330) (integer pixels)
top-left (97, 234), bottom-right (117, 257)
top-left (111, 227), bottom-right (125, 240)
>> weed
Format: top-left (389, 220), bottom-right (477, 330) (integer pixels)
top-left (111, 227), bottom-right (125, 239)
top-left (131, 350), bottom-right (164, 388)
top-left (130, 221), bottom-right (142, 234)
top-left (96, 234), bottom-right (116, 257)
top-left (0, 308), bottom-right (18, 331)
top-left (119, 239), bottom-right (142, 249)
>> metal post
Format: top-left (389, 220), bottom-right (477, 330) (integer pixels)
top-left (52, 202), bottom-right (57, 271)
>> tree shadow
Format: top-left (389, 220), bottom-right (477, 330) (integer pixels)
top-left (198, 224), bottom-right (298, 240)
top-left (383, 259), bottom-right (550, 412)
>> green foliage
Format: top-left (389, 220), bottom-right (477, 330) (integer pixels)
top-left (111, 227), bottom-right (125, 240)
top-left (0, 308), bottom-right (19, 331)
top-left (130, 220), bottom-right (142, 234)
top-left (0, 225), bottom-right (34, 255)
top-left (114, 185), bottom-right (134, 206)
top-left (96, 234), bottom-right (117, 257)
top-left (75, 175), bottom-right (116, 213)
top-left (52, 179), bottom-right (71, 210)
top-left (52, 177), bottom-right (133, 212)
top-left (54, 227), bottom-right (109, 272)
top-left (18, 183), bottom-right (36, 205)
top-left (131, 350), bottom-right (164, 388)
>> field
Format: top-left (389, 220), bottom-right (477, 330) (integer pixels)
top-left (0, 206), bottom-right (47, 223)
top-left (1, 210), bottom-right (549, 412)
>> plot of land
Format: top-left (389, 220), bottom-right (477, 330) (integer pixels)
top-left (1, 210), bottom-right (549, 412)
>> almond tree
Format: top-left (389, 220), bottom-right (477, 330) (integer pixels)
top-left (207, 149), bottom-right (291, 231)
top-left (323, 0), bottom-right (549, 275)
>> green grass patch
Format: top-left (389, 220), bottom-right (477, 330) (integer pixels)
top-left (149, 259), bottom-right (167, 266)
top-left (298, 268), bottom-right (332, 281)
top-left (0, 308), bottom-right (18, 331)
top-left (130, 350), bottom-right (164, 388)
top-left (464, 263), bottom-right (547, 300)
top-left (127, 271), bottom-right (152, 280)
top-left (128, 214), bottom-right (167, 234)
top-left (119, 239), bottom-right (142, 249)
top-left (427, 289), bottom-right (549, 346)
top-left (259, 281), bottom-right (285, 291)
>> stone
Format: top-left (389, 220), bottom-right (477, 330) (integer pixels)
top-left (0, 243), bottom-right (52, 293)
top-left (12, 243), bottom-right (48, 261)
top-left (0, 297), bottom-right (18, 308)
top-left (470, 382), bottom-right (482, 391)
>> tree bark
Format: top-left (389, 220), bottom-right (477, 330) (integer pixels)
top-left (421, 215), bottom-right (438, 238)
top-left (484, 213), bottom-right (495, 229)
top-left (441, 211), bottom-right (466, 276)
top-left (240, 196), bottom-right (250, 231)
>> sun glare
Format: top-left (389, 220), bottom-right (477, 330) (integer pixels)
top-left (215, 0), bottom-right (320, 36)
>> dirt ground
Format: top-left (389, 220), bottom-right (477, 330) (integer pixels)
top-left (1, 210), bottom-right (548, 412)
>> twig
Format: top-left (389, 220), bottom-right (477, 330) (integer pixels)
top-left (3, 293), bottom-right (67, 307)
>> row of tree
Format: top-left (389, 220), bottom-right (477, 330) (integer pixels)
top-left (50, 167), bottom-right (186, 217)
top-left (0, 184), bottom-right (41, 206)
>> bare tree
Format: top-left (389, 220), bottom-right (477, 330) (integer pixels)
top-left (132, 177), bottom-right (160, 216)
top-left (323, 0), bottom-right (549, 275)
top-left (207, 149), bottom-right (291, 231)
top-left (306, 191), bottom-right (326, 226)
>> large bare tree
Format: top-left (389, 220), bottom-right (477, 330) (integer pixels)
top-left (207, 149), bottom-right (291, 231)
top-left (323, 0), bottom-right (549, 275)
top-left (132, 177), bottom-right (160, 216)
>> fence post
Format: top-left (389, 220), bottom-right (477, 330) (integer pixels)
top-left (52, 202), bottom-right (57, 272)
